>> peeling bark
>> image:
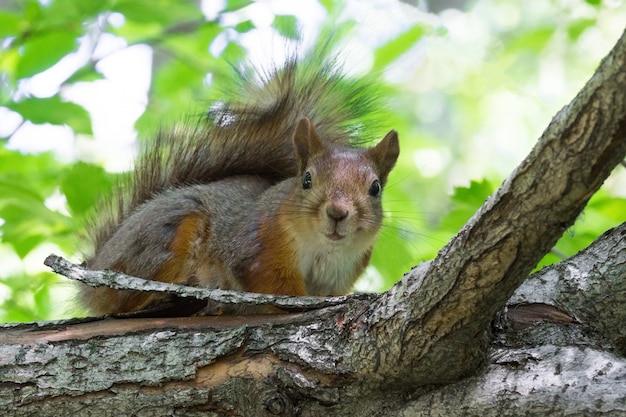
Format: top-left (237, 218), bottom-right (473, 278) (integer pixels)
top-left (2, 26), bottom-right (626, 417)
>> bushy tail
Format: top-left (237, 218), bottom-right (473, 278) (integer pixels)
top-left (87, 49), bottom-right (390, 258)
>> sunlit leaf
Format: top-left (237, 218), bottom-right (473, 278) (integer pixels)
top-left (506, 27), bottom-right (555, 53)
top-left (370, 217), bottom-right (416, 290)
top-left (0, 11), bottom-right (20, 38)
top-left (234, 20), bottom-right (255, 33)
top-left (70, 0), bottom-right (110, 17)
top-left (0, 271), bottom-right (58, 323)
top-left (318, 0), bottom-right (335, 12)
top-left (222, 0), bottom-right (254, 13)
top-left (373, 24), bottom-right (426, 72)
top-left (0, 202), bottom-right (66, 258)
top-left (7, 96), bottom-right (92, 135)
top-left (61, 162), bottom-right (115, 217)
top-left (272, 15), bottom-right (299, 39)
top-left (111, 18), bottom-right (162, 43)
top-left (220, 41), bottom-right (246, 64)
top-left (64, 64), bottom-right (104, 84)
top-left (113, 0), bottom-right (202, 25)
top-left (567, 19), bottom-right (596, 41)
top-left (0, 147), bottom-right (63, 196)
top-left (0, 180), bottom-right (44, 205)
top-left (16, 32), bottom-right (78, 79)
top-left (440, 180), bottom-right (494, 232)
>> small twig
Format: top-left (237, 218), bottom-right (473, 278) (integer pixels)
top-left (44, 254), bottom-right (370, 311)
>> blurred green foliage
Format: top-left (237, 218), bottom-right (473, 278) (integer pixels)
top-left (0, 0), bottom-right (624, 322)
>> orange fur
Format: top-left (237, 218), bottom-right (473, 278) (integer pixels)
top-left (155, 213), bottom-right (204, 284)
top-left (241, 215), bottom-right (307, 296)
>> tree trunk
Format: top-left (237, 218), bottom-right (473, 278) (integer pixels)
top-left (1, 26), bottom-right (626, 417)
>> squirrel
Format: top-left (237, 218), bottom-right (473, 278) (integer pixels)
top-left (79, 53), bottom-right (400, 316)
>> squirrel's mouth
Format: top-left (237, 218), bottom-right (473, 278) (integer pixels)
top-left (326, 231), bottom-right (345, 241)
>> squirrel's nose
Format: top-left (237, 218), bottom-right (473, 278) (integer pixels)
top-left (326, 203), bottom-right (349, 222)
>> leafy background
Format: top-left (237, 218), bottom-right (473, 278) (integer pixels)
top-left (1, 0), bottom-right (625, 322)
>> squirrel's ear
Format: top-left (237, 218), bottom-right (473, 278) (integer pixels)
top-left (368, 130), bottom-right (400, 184)
top-left (293, 117), bottom-right (325, 173)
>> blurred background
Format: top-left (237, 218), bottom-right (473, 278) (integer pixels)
top-left (1, 0), bottom-right (625, 322)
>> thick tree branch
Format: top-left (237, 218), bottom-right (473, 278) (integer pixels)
top-left (4, 222), bottom-right (625, 416)
top-left (506, 221), bottom-right (626, 353)
top-left (396, 222), bottom-right (626, 416)
top-left (354, 28), bottom-right (626, 385)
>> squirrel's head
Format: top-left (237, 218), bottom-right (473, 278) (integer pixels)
top-left (290, 117), bottom-right (399, 247)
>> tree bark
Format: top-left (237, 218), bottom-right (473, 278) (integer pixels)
top-left (1, 27), bottom-right (626, 417)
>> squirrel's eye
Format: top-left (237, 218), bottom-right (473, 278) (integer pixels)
top-left (369, 179), bottom-right (382, 197)
top-left (302, 171), bottom-right (312, 189)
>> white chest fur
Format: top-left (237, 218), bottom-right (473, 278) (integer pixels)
top-left (296, 238), bottom-right (368, 296)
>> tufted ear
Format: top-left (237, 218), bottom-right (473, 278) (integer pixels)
top-left (367, 130), bottom-right (400, 185)
top-left (293, 117), bottom-right (325, 175)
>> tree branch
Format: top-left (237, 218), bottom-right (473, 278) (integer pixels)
top-left (351, 28), bottom-right (626, 385)
top-left (6, 222), bottom-right (625, 416)
top-left (43, 254), bottom-right (372, 312)
top-left (506, 221), bottom-right (626, 352)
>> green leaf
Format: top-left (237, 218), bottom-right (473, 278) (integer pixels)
top-left (7, 96), bottom-right (92, 135)
top-left (0, 180), bottom-right (44, 205)
top-left (0, 202), bottom-right (65, 258)
top-left (506, 27), bottom-right (555, 54)
top-left (222, 0), bottom-right (254, 13)
top-left (153, 59), bottom-right (205, 97)
top-left (220, 41), bottom-right (246, 65)
top-left (111, 19), bottom-right (162, 43)
top-left (22, 1), bottom-right (44, 25)
top-left (61, 162), bottom-right (115, 217)
top-left (440, 180), bottom-right (494, 232)
top-left (64, 64), bottom-right (105, 84)
top-left (67, 0), bottom-right (111, 18)
top-left (136, 54), bottom-right (208, 133)
top-left (0, 148), bottom-right (78, 255)
top-left (16, 31), bottom-right (78, 79)
top-left (567, 19), bottom-right (596, 41)
top-left (272, 15), bottom-right (299, 39)
top-left (0, 11), bottom-right (21, 38)
top-left (370, 217), bottom-right (416, 290)
top-left (0, 147), bottom-right (63, 197)
top-left (113, 0), bottom-right (202, 25)
top-left (159, 21), bottom-right (220, 69)
top-left (318, 0), bottom-right (335, 13)
top-left (26, 0), bottom-right (107, 30)
top-left (113, 1), bottom-right (171, 23)
top-left (589, 195), bottom-right (626, 223)
top-left (0, 271), bottom-right (58, 323)
top-left (234, 20), bottom-right (255, 33)
top-left (373, 24), bottom-right (426, 72)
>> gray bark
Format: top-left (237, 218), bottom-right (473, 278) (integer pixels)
top-left (1, 25), bottom-right (626, 417)
top-left (2, 224), bottom-right (625, 416)
top-left (400, 223), bottom-right (626, 416)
